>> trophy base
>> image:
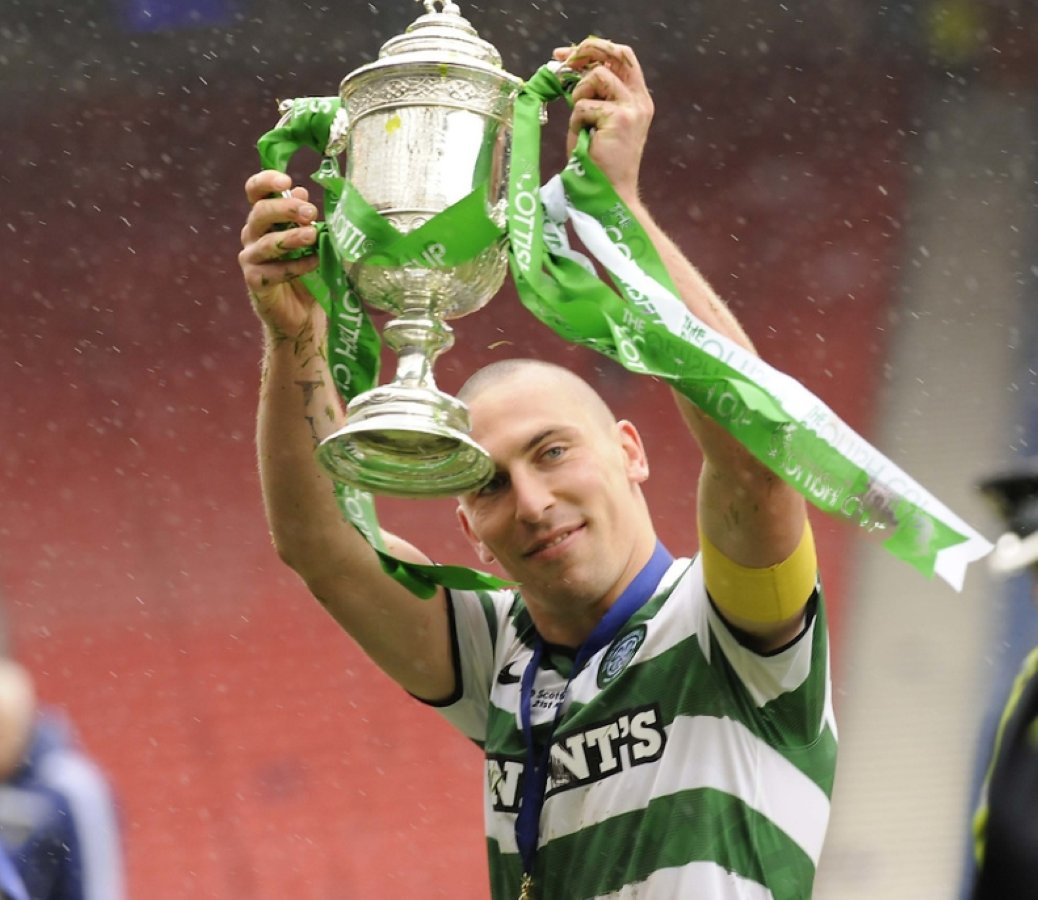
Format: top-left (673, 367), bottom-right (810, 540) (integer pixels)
top-left (316, 388), bottom-right (494, 498)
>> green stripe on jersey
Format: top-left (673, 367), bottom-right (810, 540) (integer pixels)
top-left (487, 786), bottom-right (816, 899)
top-left (473, 589), bottom-right (500, 649)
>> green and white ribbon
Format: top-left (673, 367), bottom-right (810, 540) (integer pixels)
top-left (258, 67), bottom-right (992, 595)
top-left (506, 65), bottom-right (992, 591)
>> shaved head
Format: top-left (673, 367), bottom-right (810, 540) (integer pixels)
top-left (458, 359), bottom-right (617, 433)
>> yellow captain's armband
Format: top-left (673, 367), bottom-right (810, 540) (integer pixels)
top-left (700, 519), bottom-right (817, 625)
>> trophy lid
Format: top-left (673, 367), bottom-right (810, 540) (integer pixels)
top-left (335, 0), bottom-right (521, 146)
top-left (377, 1), bottom-right (504, 69)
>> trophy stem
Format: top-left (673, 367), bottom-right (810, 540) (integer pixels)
top-left (382, 313), bottom-right (454, 391)
top-left (315, 311), bottom-right (494, 498)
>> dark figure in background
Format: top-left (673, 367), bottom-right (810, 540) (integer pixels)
top-left (0, 841), bottom-right (28, 900)
top-left (970, 457), bottom-right (1038, 898)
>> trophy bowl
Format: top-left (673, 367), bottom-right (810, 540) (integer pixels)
top-left (314, 0), bottom-right (522, 498)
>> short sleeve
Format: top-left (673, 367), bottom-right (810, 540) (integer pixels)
top-left (423, 587), bottom-right (512, 745)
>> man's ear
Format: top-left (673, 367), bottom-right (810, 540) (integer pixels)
top-left (456, 504), bottom-right (495, 565)
top-left (617, 419), bottom-right (650, 483)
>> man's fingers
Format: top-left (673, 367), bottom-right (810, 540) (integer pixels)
top-left (570, 63), bottom-right (629, 105)
top-left (244, 169), bottom-right (293, 202)
top-left (264, 225), bottom-right (319, 260)
top-left (556, 38), bottom-right (643, 87)
top-left (240, 249), bottom-right (319, 295)
top-left (566, 59), bottom-right (652, 139)
top-left (240, 195), bottom-right (319, 247)
top-left (568, 99), bottom-right (610, 136)
top-left (241, 225), bottom-right (318, 265)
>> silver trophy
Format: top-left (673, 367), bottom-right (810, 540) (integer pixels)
top-left (310, 1), bottom-right (522, 497)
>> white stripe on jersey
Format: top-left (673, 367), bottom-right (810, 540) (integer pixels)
top-left (592, 860), bottom-right (776, 899)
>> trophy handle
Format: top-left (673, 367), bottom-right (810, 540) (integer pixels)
top-left (266, 99), bottom-right (349, 251)
top-left (545, 59), bottom-right (580, 88)
top-left (272, 98), bottom-right (350, 199)
top-left (273, 98), bottom-right (351, 156)
top-left (536, 61), bottom-right (580, 124)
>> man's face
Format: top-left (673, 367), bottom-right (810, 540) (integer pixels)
top-left (456, 369), bottom-right (650, 608)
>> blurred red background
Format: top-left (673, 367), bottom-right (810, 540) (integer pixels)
top-left (0, 2), bottom-right (944, 895)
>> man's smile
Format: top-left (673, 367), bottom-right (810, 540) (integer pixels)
top-left (523, 525), bottom-right (585, 559)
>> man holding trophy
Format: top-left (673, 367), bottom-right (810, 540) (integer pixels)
top-left (239, 17), bottom-right (833, 900)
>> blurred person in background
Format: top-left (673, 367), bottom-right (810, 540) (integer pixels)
top-left (0, 617), bottom-right (125, 900)
top-left (0, 824), bottom-right (27, 900)
top-left (968, 457), bottom-right (1038, 898)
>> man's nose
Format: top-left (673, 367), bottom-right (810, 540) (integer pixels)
top-left (511, 468), bottom-right (554, 523)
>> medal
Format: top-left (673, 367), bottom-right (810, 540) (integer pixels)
top-left (518, 872), bottom-right (534, 900)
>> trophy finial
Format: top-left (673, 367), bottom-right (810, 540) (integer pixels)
top-left (381, 0), bottom-right (501, 66)
top-left (422, 0), bottom-right (461, 14)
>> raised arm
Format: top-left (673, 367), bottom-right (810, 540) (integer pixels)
top-left (556, 39), bottom-right (813, 649)
top-left (238, 170), bottom-right (455, 699)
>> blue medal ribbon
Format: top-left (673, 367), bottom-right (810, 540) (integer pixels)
top-left (514, 541), bottom-right (675, 884)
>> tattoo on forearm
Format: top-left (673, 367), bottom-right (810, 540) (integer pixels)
top-left (295, 379), bottom-right (322, 407)
top-left (304, 414), bottom-right (320, 447)
top-left (300, 382), bottom-right (336, 447)
top-left (293, 319), bottom-right (315, 358)
top-left (299, 350), bottom-right (323, 369)
top-left (724, 502), bottom-right (741, 531)
top-left (250, 290), bottom-right (291, 349)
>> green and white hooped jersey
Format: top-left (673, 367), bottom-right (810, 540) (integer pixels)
top-left (434, 555), bottom-right (836, 900)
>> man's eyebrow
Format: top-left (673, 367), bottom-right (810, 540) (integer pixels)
top-left (521, 427), bottom-right (573, 454)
